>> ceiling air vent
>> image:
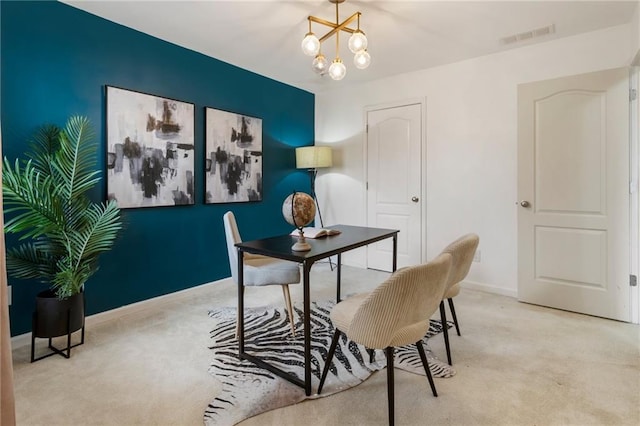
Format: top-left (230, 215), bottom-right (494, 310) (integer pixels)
top-left (501, 24), bottom-right (555, 45)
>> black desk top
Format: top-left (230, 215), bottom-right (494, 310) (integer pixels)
top-left (235, 224), bottom-right (399, 263)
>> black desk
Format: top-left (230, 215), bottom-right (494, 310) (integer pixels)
top-left (235, 224), bottom-right (399, 396)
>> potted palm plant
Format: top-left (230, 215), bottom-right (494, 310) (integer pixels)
top-left (2, 115), bottom-right (122, 360)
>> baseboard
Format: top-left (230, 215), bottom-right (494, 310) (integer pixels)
top-left (341, 258), bottom-right (519, 299)
top-left (11, 274), bottom-right (517, 350)
top-left (10, 277), bottom-right (230, 350)
top-left (462, 279), bottom-right (518, 298)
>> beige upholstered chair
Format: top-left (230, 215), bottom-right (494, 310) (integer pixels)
top-left (223, 211), bottom-right (300, 336)
top-left (318, 253), bottom-right (452, 426)
top-left (438, 233), bottom-right (479, 365)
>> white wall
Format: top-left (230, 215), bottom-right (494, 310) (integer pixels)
top-left (630, 1), bottom-right (640, 53)
top-left (633, 1), bottom-right (640, 60)
top-left (315, 23), bottom-right (634, 297)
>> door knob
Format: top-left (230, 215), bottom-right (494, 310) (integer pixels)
top-left (520, 200), bottom-right (531, 208)
top-left (411, 196), bottom-right (419, 202)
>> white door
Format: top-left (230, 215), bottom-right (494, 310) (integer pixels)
top-left (518, 67), bottom-right (630, 321)
top-left (366, 103), bottom-right (423, 271)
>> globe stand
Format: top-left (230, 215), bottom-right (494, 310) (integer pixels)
top-left (292, 228), bottom-right (312, 251)
top-left (283, 191), bottom-right (315, 251)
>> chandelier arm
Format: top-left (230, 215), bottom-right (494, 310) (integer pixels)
top-left (309, 16), bottom-right (338, 29)
top-left (309, 15), bottom-right (357, 33)
top-left (312, 13), bottom-right (359, 43)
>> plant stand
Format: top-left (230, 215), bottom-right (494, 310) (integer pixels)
top-left (30, 311), bottom-right (85, 362)
top-left (30, 290), bottom-right (86, 362)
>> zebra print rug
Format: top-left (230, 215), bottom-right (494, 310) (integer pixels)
top-left (205, 301), bottom-right (455, 425)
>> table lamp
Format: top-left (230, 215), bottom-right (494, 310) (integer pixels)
top-left (296, 146), bottom-right (334, 268)
top-left (295, 146), bottom-right (332, 229)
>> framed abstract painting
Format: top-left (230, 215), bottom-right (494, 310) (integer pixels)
top-left (204, 107), bottom-right (263, 203)
top-left (105, 85), bottom-right (195, 208)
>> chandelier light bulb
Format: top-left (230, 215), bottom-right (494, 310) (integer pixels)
top-left (302, 4), bottom-right (370, 81)
top-left (312, 53), bottom-right (329, 74)
top-left (328, 58), bottom-right (347, 81)
top-left (301, 32), bottom-right (320, 56)
top-left (348, 30), bottom-right (368, 54)
top-left (353, 49), bottom-right (371, 69)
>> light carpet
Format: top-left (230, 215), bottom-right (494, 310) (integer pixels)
top-left (205, 301), bottom-right (455, 425)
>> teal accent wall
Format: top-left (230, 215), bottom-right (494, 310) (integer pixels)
top-left (1, 1), bottom-right (314, 335)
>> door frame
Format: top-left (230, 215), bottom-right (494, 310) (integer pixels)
top-left (630, 61), bottom-right (639, 325)
top-left (363, 97), bottom-right (427, 265)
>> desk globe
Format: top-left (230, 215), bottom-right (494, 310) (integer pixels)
top-left (282, 192), bottom-right (316, 251)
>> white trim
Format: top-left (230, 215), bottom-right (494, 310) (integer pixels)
top-left (630, 64), bottom-right (640, 324)
top-left (462, 280), bottom-right (518, 299)
top-left (421, 97), bottom-right (428, 263)
top-left (10, 277), bottom-right (231, 350)
top-left (362, 105), bottom-right (368, 242)
top-left (342, 256), bottom-right (366, 270)
top-left (341, 255), bottom-right (518, 299)
top-left (10, 272), bottom-right (520, 351)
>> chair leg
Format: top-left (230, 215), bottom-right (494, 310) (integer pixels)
top-left (281, 285), bottom-right (296, 337)
top-left (385, 347), bottom-right (395, 426)
top-left (318, 328), bottom-right (342, 394)
top-left (366, 348), bottom-right (376, 363)
top-left (447, 298), bottom-right (461, 336)
top-left (439, 301), bottom-right (452, 366)
top-left (416, 341), bottom-right (438, 397)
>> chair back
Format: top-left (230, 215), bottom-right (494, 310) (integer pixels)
top-left (223, 211), bottom-right (242, 284)
top-left (442, 233), bottom-right (479, 287)
top-left (347, 252), bottom-right (452, 349)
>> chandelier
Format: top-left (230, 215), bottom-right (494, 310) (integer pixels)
top-left (301, 0), bottom-right (371, 81)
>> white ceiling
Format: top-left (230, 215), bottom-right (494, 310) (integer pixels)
top-left (63, 0), bottom-right (638, 93)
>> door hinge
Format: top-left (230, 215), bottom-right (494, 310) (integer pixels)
top-left (630, 89), bottom-right (637, 102)
top-left (631, 274), bottom-right (637, 287)
top-left (366, 124), bottom-right (369, 133)
top-left (366, 181), bottom-right (368, 190)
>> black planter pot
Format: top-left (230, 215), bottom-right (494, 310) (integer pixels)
top-left (31, 289), bottom-right (85, 362)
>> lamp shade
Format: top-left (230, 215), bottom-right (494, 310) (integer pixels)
top-left (296, 146), bottom-right (333, 169)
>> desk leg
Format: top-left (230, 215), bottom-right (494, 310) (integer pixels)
top-left (392, 234), bottom-right (398, 272)
top-left (336, 253), bottom-right (342, 302)
top-left (303, 260), bottom-right (312, 396)
top-left (238, 249), bottom-right (245, 356)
